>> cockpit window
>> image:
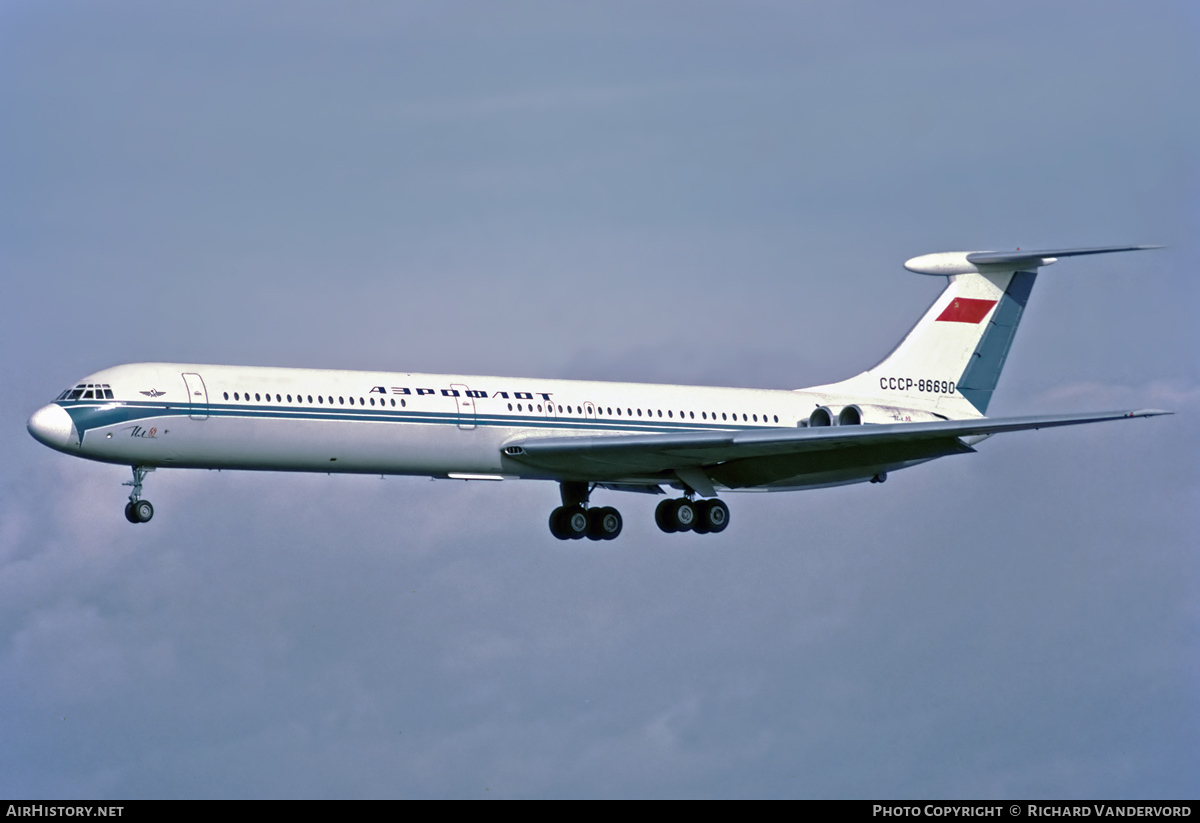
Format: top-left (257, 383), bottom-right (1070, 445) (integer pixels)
top-left (61, 383), bottom-right (113, 401)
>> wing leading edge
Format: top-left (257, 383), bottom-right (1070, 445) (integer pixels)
top-left (502, 409), bottom-right (1170, 490)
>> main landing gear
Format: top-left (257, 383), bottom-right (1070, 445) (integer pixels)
top-left (546, 482), bottom-right (731, 540)
top-left (123, 465), bottom-right (154, 524)
top-left (655, 497), bottom-right (729, 535)
top-left (549, 482), bottom-right (623, 541)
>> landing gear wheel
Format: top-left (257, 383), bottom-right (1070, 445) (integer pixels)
top-left (132, 499), bottom-right (154, 523)
top-left (673, 499), bottom-right (696, 532)
top-left (692, 500), bottom-right (713, 534)
top-left (700, 499), bottom-right (729, 533)
top-left (656, 499), bottom-right (696, 533)
top-left (588, 506), bottom-right (623, 541)
top-left (122, 465), bottom-right (155, 524)
top-left (655, 499), bottom-right (678, 533)
top-left (560, 504), bottom-right (590, 540)
top-left (549, 506), bottom-right (571, 540)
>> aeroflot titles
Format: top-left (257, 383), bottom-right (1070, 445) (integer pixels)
top-left (367, 386), bottom-right (553, 400)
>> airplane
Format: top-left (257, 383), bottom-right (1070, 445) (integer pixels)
top-left (27, 245), bottom-right (1168, 540)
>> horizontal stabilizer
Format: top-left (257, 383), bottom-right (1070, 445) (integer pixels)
top-left (905, 245), bottom-right (1160, 276)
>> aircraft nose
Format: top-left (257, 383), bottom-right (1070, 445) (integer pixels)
top-left (28, 404), bottom-right (77, 450)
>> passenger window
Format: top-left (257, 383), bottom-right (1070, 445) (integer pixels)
top-left (400, 399), bottom-right (406, 407)
top-left (390, 399), bottom-right (396, 406)
top-left (318, 396), bottom-right (324, 404)
top-left (753, 414), bottom-right (758, 422)
top-left (657, 410), bottom-right (662, 418)
top-left (722, 413), bottom-right (727, 420)
top-left (668, 410), bottom-right (673, 418)
top-left (223, 392), bottom-right (229, 400)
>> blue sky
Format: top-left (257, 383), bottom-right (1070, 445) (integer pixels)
top-left (2, 0), bottom-right (1197, 798)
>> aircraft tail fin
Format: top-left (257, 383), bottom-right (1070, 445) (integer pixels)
top-left (810, 246), bottom-right (1159, 416)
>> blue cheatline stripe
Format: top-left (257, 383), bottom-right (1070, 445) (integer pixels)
top-left (59, 400), bottom-right (767, 438)
top-left (957, 270), bottom-right (1037, 414)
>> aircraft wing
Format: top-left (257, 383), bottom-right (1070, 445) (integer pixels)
top-left (502, 409), bottom-right (1169, 491)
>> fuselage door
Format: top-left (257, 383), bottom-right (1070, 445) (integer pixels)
top-left (584, 402), bottom-right (596, 421)
top-left (181, 373), bottom-right (208, 420)
top-left (451, 384), bottom-right (476, 430)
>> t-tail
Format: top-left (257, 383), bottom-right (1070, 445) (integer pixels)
top-left (810, 246), bottom-right (1159, 418)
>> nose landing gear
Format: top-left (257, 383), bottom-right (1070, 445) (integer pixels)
top-left (122, 465), bottom-right (155, 523)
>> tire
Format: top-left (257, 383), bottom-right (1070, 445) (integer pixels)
top-left (704, 499), bottom-right (730, 533)
top-left (673, 499), bottom-right (695, 532)
top-left (124, 502), bottom-right (139, 524)
top-left (562, 505), bottom-right (590, 540)
top-left (692, 500), bottom-right (712, 534)
top-left (589, 507), bottom-right (623, 541)
top-left (549, 506), bottom-right (571, 540)
top-left (655, 499), bottom-right (678, 533)
top-left (132, 500), bottom-right (154, 523)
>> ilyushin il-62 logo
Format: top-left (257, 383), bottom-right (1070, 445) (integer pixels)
top-left (139, 389), bottom-right (167, 397)
top-left (367, 386), bottom-right (554, 401)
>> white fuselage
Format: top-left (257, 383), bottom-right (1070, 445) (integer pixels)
top-left (31, 362), bottom-right (949, 490)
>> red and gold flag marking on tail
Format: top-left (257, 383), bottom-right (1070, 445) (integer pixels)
top-left (936, 298), bottom-right (997, 323)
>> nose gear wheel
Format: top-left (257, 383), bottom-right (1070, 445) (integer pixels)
top-left (122, 466), bottom-right (155, 523)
